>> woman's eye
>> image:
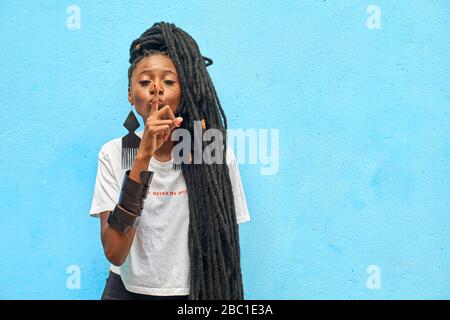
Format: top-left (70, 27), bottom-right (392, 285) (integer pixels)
top-left (164, 80), bottom-right (175, 85)
top-left (139, 80), bottom-right (150, 86)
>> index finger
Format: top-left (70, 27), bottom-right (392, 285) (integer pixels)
top-left (149, 83), bottom-right (159, 116)
top-left (156, 105), bottom-right (176, 122)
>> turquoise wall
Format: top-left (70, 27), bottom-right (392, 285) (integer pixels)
top-left (0, 0), bottom-right (449, 299)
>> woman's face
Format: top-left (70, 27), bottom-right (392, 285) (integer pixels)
top-left (128, 54), bottom-right (181, 120)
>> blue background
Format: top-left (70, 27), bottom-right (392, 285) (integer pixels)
top-left (0, 0), bottom-right (449, 299)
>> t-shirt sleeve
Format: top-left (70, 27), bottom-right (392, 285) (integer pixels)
top-left (89, 145), bottom-right (120, 218)
top-left (226, 146), bottom-right (251, 224)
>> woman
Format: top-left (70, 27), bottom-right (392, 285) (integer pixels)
top-left (89, 22), bottom-right (251, 300)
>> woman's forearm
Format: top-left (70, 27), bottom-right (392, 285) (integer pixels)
top-left (101, 154), bottom-right (152, 266)
top-left (101, 210), bottom-right (138, 266)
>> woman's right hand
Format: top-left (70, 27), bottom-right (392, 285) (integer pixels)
top-left (138, 99), bottom-right (183, 159)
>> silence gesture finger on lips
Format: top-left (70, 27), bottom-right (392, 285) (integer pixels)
top-left (150, 84), bottom-right (183, 141)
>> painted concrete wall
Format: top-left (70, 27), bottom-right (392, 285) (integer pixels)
top-left (0, 0), bottom-right (449, 299)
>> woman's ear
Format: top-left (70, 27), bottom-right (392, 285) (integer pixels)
top-left (128, 86), bottom-right (134, 105)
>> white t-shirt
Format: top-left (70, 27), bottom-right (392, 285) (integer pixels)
top-left (89, 130), bottom-right (251, 296)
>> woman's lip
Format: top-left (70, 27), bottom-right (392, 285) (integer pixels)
top-left (148, 101), bottom-right (168, 109)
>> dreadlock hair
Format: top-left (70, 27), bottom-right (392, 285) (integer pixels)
top-left (127, 22), bottom-right (244, 300)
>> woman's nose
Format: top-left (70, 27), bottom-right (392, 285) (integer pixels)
top-left (150, 82), bottom-right (163, 95)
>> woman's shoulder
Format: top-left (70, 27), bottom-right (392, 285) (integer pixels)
top-left (98, 136), bottom-right (120, 159)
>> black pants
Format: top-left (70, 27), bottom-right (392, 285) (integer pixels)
top-left (101, 271), bottom-right (189, 300)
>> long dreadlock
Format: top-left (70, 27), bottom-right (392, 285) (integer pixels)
top-left (127, 22), bottom-right (244, 300)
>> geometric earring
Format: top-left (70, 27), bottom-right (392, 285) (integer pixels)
top-left (121, 108), bottom-right (141, 170)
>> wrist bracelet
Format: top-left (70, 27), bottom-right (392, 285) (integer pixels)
top-left (121, 170), bottom-right (149, 199)
top-left (119, 191), bottom-right (144, 215)
top-left (121, 170), bottom-right (154, 200)
top-left (138, 170), bottom-right (154, 186)
top-left (107, 213), bottom-right (140, 233)
top-left (107, 169), bottom-right (154, 233)
top-left (107, 204), bottom-right (141, 233)
top-left (119, 170), bottom-right (154, 215)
